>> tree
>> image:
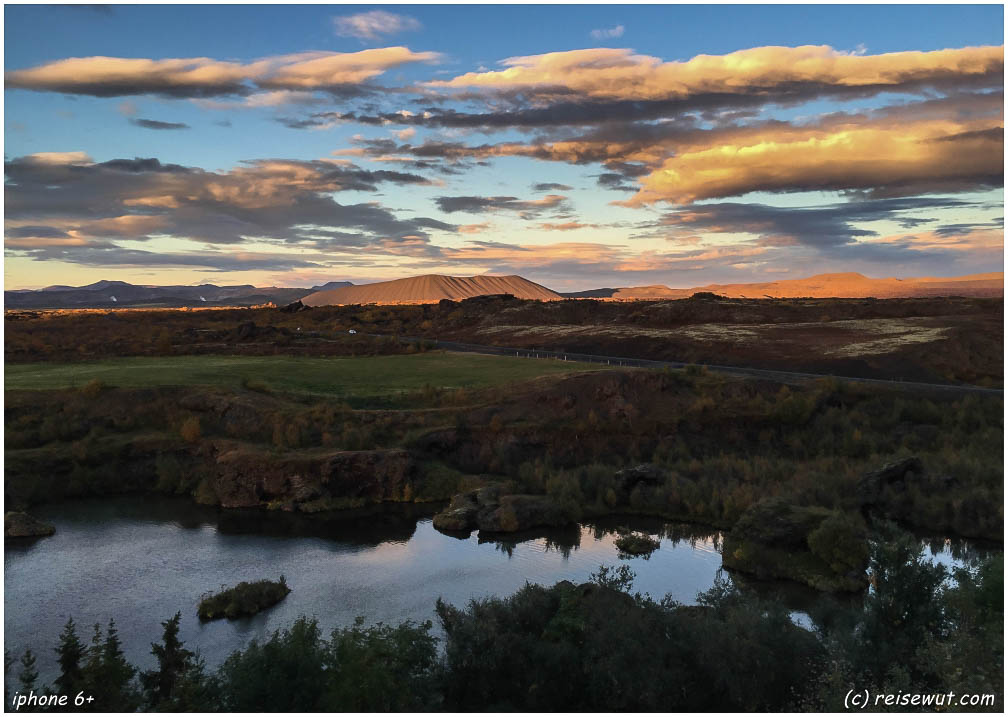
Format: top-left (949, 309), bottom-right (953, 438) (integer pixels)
top-left (854, 527), bottom-right (948, 682)
top-left (81, 620), bottom-right (139, 712)
top-left (218, 617), bottom-right (326, 711)
top-left (141, 612), bottom-right (205, 710)
top-left (54, 618), bottom-right (85, 697)
top-left (18, 650), bottom-right (38, 693)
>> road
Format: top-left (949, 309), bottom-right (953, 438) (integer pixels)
top-left (388, 335), bottom-right (1003, 397)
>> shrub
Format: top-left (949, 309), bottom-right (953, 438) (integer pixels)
top-left (80, 379), bottom-right (108, 398)
top-left (614, 529), bottom-right (661, 556)
top-left (806, 511), bottom-right (869, 574)
top-left (198, 578), bottom-right (291, 621)
top-left (180, 416), bottom-right (201, 444)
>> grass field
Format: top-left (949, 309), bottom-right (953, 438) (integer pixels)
top-left (4, 352), bottom-right (599, 399)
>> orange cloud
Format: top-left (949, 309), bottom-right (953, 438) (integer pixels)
top-left (538, 221), bottom-right (596, 231)
top-left (431, 45), bottom-right (1002, 101)
top-left (6, 48), bottom-right (440, 97)
top-left (623, 117), bottom-right (1003, 205)
top-left (458, 223), bottom-right (491, 234)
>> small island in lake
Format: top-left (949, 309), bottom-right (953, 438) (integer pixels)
top-left (614, 528), bottom-right (661, 556)
top-left (198, 577), bottom-right (291, 621)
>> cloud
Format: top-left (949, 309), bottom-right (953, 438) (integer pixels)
top-left (130, 118), bottom-right (190, 130)
top-left (20, 151), bottom-right (93, 165)
top-left (532, 182), bottom-right (573, 192)
top-left (623, 116), bottom-right (1004, 205)
top-left (8, 244), bottom-right (328, 272)
top-left (590, 25), bottom-right (624, 40)
top-left (4, 153), bottom-right (452, 272)
top-left (333, 11), bottom-right (422, 41)
top-left (330, 93), bottom-right (1003, 205)
top-left (434, 194), bottom-right (569, 218)
top-left (653, 197), bottom-right (980, 248)
top-left (116, 100), bottom-right (137, 116)
top-left (431, 45), bottom-right (1002, 103)
top-left (5, 48), bottom-right (440, 98)
top-left (458, 223), bottom-right (490, 234)
top-left (538, 221), bottom-right (597, 231)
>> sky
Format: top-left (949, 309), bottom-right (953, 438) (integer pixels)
top-left (3, 3), bottom-right (1004, 291)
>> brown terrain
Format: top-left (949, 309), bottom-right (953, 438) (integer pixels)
top-left (302, 274), bottom-right (561, 306)
top-left (576, 272), bottom-right (1004, 300)
top-left (5, 293), bottom-right (1002, 386)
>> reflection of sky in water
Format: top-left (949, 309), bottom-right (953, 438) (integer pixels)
top-left (4, 497), bottom-right (997, 686)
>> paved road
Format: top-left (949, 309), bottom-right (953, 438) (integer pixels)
top-left (389, 335), bottom-right (1003, 397)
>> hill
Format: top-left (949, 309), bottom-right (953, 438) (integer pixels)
top-left (302, 274), bottom-right (562, 305)
top-left (576, 272), bottom-right (1003, 300)
top-left (3, 281), bottom-right (344, 309)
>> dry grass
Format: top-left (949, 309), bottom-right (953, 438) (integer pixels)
top-left (477, 317), bottom-right (952, 357)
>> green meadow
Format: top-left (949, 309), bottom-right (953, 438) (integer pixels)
top-left (4, 352), bottom-right (598, 399)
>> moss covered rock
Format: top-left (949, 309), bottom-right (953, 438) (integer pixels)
top-left (722, 498), bottom-right (869, 592)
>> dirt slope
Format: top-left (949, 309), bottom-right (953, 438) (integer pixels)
top-left (603, 272), bottom-right (1003, 300)
top-left (302, 274), bottom-right (562, 305)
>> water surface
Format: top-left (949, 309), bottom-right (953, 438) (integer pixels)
top-left (5, 497), bottom-right (727, 680)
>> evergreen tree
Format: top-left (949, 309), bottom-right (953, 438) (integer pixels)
top-left (141, 612), bottom-right (206, 710)
top-left (18, 650), bottom-right (39, 693)
top-left (100, 619), bottom-right (139, 709)
top-left (53, 618), bottom-right (85, 697)
top-left (81, 620), bottom-right (139, 712)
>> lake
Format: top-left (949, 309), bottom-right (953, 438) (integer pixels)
top-left (3, 496), bottom-right (992, 684)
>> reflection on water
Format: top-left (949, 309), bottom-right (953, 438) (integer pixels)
top-left (4, 496), bottom-right (996, 685)
top-left (5, 496), bottom-right (728, 683)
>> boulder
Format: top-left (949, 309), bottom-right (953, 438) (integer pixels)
top-left (279, 300), bottom-right (307, 313)
top-left (5, 511), bottom-right (55, 539)
top-left (857, 457), bottom-right (924, 506)
top-left (478, 494), bottom-right (569, 533)
top-left (432, 486), bottom-right (571, 535)
top-left (614, 464), bottom-right (666, 492)
top-left (432, 490), bottom-right (480, 532)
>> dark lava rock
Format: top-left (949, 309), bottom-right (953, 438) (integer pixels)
top-left (614, 463), bottom-right (666, 492)
top-left (279, 300), bottom-right (307, 313)
top-left (211, 446), bottom-right (415, 511)
top-left (5, 511), bottom-right (55, 539)
top-left (432, 485), bottom-right (571, 535)
top-left (857, 457), bottom-right (924, 506)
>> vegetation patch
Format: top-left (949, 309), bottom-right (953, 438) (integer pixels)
top-left (197, 577), bottom-right (291, 621)
top-left (614, 527), bottom-right (661, 556)
top-left (722, 499), bottom-right (870, 592)
top-left (4, 353), bottom-right (597, 403)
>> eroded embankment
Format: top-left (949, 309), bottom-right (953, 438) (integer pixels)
top-left (5, 368), bottom-right (1002, 590)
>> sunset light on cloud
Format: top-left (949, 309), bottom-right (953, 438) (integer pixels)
top-left (3, 4), bottom-right (1003, 291)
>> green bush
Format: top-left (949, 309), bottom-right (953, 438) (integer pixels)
top-left (198, 578), bottom-right (291, 621)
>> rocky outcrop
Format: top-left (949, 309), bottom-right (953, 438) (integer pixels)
top-left (857, 457), bottom-right (924, 507)
top-left (722, 498), bottom-right (869, 592)
top-left (433, 485), bottom-right (571, 535)
top-left (614, 464), bottom-right (666, 492)
top-left (210, 445), bottom-right (416, 512)
top-left (5, 511), bottom-right (55, 538)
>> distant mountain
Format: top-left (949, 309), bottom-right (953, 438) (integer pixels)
top-left (560, 288), bottom-right (619, 298)
top-left (302, 274), bottom-right (561, 306)
top-left (5, 280), bottom-right (350, 309)
top-left (309, 281), bottom-right (354, 292)
top-left (567, 272), bottom-right (1004, 300)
